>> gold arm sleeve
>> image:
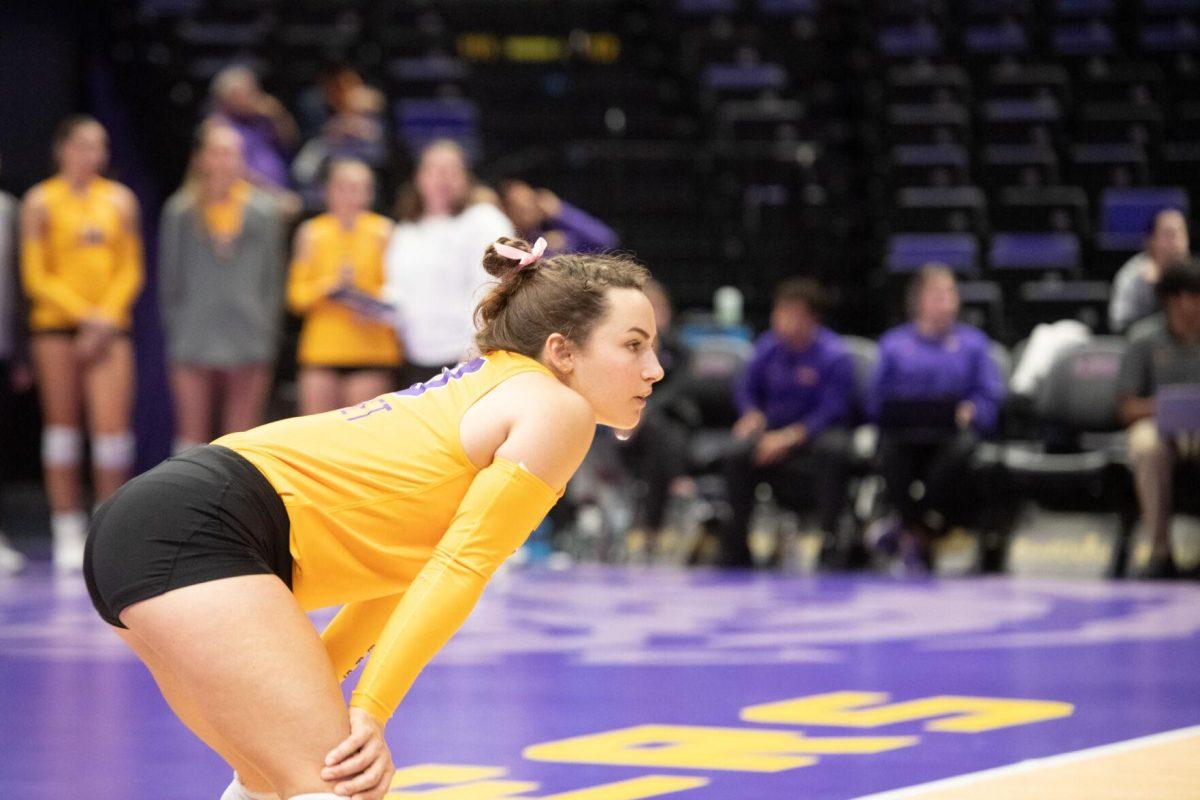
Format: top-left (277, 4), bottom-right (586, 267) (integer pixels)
top-left (96, 225), bottom-right (144, 324)
top-left (321, 593), bottom-right (404, 683)
top-left (349, 457), bottom-right (559, 723)
top-left (21, 236), bottom-right (93, 321)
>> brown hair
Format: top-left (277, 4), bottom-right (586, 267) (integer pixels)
top-left (905, 263), bottom-right (958, 319)
top-left (394, 139), bottom-right (473, 222)
top-left (774, 277), bottom-right (827, 317)
top-left (54, 114), bottom-right (104, 149)
top-left (475, 237), bottom-right (650, 358)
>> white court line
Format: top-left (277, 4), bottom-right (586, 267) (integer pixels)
top-left (852, 724), bottom-right (1200, 800)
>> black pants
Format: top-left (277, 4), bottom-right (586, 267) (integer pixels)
top-left (720, 428), bottom-right (851, 567)
top-left (877, 428), bottom-right (978, 532)
top-left (618, 411), bottom-right (692, 531)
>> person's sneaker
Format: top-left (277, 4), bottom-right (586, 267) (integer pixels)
top-left (1137, 554), bottom-right (1179, 580)
top-left (0, 532), bottom-right (26, 575)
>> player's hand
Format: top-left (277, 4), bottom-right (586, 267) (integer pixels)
top-left (753, 428), bottom-right (797, 467)
top-left (732, 410), bottom-right (767, 441)
top-left (322, 706), bottom-right (395, 800)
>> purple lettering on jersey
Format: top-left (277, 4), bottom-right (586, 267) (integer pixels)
top-left (339, 396), bottom-right (393, 421)
top-left (394, 357), bottom-right (487, 398)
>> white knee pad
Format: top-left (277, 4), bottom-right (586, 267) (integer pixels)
top-left (92, 431), bottom-right (136, 471)
top-left (42, 426), bottom-right (83, 467)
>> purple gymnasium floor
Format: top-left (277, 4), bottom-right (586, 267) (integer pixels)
top-left (1, 564), bottom-right (1198, 799)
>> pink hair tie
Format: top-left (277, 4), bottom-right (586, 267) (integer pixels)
top-left (494, 237), bottom-right (548, 269)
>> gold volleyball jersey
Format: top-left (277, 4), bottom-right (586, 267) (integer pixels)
top-left (214, 349), bottom-right (559, 612)
top-left (287, 212), bottom-right (400, 366)
top-left (22, 176), bottom-right (143, 330)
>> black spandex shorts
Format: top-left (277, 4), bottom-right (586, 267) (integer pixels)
top-left (301, 363), bottom-right (396, 377)
top-left (84, 444), bottom-right (292, 628)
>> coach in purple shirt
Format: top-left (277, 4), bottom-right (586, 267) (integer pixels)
top-left (501, 180), bottom-right (619, 255)
top-left (720, 278), bottom-right (855, 568)
top-left (868, 265), bottom-right (1005, 569)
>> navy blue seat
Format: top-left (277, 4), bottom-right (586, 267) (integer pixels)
top-left (1052, 21), bottom-right (1118, 55)
top-left (889, 143), bottom-right (970, 186)
top-left (964, 22), bottom-right (1029, 55)
top-left (982, 97), bottom-right (1064, 145)
top-left (879, 21), bottom-right (943, 58)
top-left (980, 144), bottom-right (1061, 187)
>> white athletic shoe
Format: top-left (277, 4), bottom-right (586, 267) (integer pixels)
top-left (0, 531), bottom-right (26, 575)
top-left (51, 515), bottom-right (88, 573)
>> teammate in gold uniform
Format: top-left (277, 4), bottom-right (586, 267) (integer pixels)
top-left (288, 160), bottom-right (400, 414)
top-left (21, 115), bottom-right (142, 570)
top-left (84, 236), bottom-right (663, 800)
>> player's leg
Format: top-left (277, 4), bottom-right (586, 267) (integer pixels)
top-left (31, 333), bottom-right (87, 567)
top-left (221, 363), bottom-right (272, 435)
top-left (297, 367), bottom-right (340, 415)
top-left (340, 369), bottom-right (392, 408)
top-left (118, 574), bottom-right (352, 799)
top-left (111, 625), bottom-right (278, 797)
top-left (171, 364), bottom-right (215, 452)
top-left (84, 335), bottom-right (136, 503)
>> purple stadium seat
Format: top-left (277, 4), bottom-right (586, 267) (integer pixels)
top-left (394, 98), bottom-right (480, 162)
top-left (965, 22), bottom-right (1029, 55)
top-left (757, 0), bottom-right (822, 15)
top-left (886, 233), bottom-right (980, 274)
top-left (1143, 0), bottom-right (1200, 11)
top-left (1097, 187), bottom-right (1191, 250)
top-left (1052, 21), bottom-right (1117, 55)
top-left (701, 63), bottom-right (789, 92)
top-left (980, 144), bottom-right (1061, 187)
top-left (676, 0), bottom-right (738, 14)
top-left (1156, 385), bottom-right (1200, 436)
top-left (890, 143), bottom-right (971, 185)
top-left (1054, 0), bottom-right (1116, 16)
top-left (1139, 19), bottom-right (1200, 52)
top-left (879, 21), bottom-right (943, 58)
top-left (990, 233), bottom-right (1082, 273)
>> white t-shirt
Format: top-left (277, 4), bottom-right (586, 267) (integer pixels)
top-left (384, 203), bottom-right (513, 365)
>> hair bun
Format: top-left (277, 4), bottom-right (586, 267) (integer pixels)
top-left (482, 236), bottom-right (533, 279)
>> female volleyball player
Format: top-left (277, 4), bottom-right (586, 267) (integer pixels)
top-left (21, 115), bottom-right (143, 570)
top-left (84, 237), bottom-right (663, 800)
top-left (287, 159), bottom-right (400, 414)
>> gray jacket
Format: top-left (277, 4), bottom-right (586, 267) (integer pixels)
top-left (158, 187), bottom-right (285, 366)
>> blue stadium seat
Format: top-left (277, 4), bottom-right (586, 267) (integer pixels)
top-left (895, 186), bottom-right (988, 234)
top-left (982, 97), bottom-right (1064, 145)
top-left (1054, 0), bottom-right (1116, 16)
top-left (889, 143), bottom-right (971, 185)
top-left (980, 143), bottom-right (1061, 187)
top-left (995, 185), bottom-right (1090, 235)
top-left (1139, 19), bottom-right (1200, 52)
top-left (964, 22), bottom-right (1030, 55)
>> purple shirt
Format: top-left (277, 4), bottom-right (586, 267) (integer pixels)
top-left (214, 113), bottom-right (290, 189)
top-left (869, 322), bottom-right (1005, 434)
top-left (736, 328), bottom-right (854, 436)
top-left (537, 201), bottom-right (619, 255)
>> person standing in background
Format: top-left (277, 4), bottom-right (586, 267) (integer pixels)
top-left (159, 121), bottom-right (285, 451)
top-left (287, 160), bottom-right (400, 415)
top-left (500, 179), bottom-right (619, 256)
top-left (20, 116), bottom-right (143, 571)
top-left (385, 139), bottom-right (513, 388)
top-left (0, 153), bottom-right (31, 573)
top-left (208, 65), bottom-right (298, 192)
top-left (1109, 208), bottom-right (1190, 334)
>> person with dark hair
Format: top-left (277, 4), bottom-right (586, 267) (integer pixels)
top-left (20, 115), bottom-right (143, 571)
top-left (1117, 257), bottom-right (1200, 579)
top-left (500, 179), bottom-right (619, 256)
top-left (159, 121), bottom-right (285, 452)
top-left (287, 160), bottom-right (400, 415)
top-left (83, 236), bottom-right (662, 800)
top-left (719, 277), bottom-right (854, 568)
top-left (1110, 208), bottom-right (1190, 334)
top-left (867, 265), bottom-right (1005, 571)
top-left (384, 140), bottom-right (513, 388)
